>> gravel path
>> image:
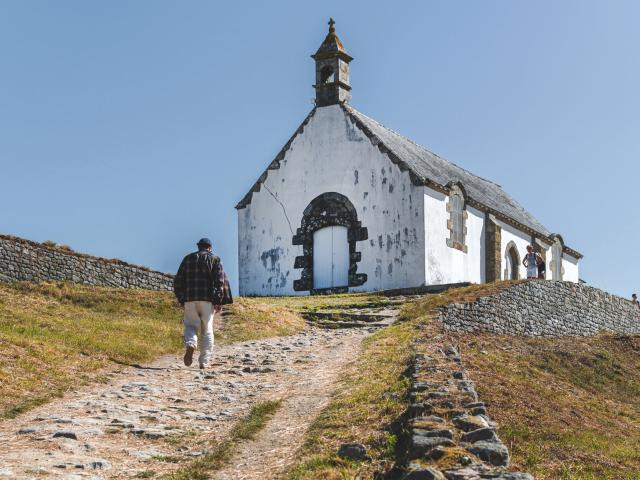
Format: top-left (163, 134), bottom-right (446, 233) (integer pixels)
top-left (0, 326), bottom-right (371, 479)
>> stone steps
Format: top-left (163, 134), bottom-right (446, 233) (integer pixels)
top-left (301, 309), bottom-right (398, 330)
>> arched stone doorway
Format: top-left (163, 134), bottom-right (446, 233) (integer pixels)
top-left (292, 192), bottom-right (368, 294)
top-left (504, 241), bottom-right (520, 280)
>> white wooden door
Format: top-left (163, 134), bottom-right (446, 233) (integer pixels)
top-left (313, 226), bottom-right (349, 289)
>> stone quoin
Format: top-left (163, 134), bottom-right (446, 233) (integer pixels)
top-left (236, 19), bottom-right (582, 296)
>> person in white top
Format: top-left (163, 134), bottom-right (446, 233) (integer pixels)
top-left (522, 245), bottom-right (542, 279)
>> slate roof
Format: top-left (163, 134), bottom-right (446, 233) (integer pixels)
top-left (236, 104), bottom-right (581, 257)
top-left (342, 104), bottom-right (552, 237)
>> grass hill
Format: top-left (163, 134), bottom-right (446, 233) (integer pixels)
top-left (1, 281), bottom-right (638, 479)
top-left (456, 329), bottom-right (640, 478)
top-left (286, 283), bottom-right (640, 480)
top-left (0, 281), bottom-right (306, 418)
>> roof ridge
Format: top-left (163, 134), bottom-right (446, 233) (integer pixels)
top-left (344, 105), bottom-right (503, 188)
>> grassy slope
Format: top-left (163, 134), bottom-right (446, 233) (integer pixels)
top-left (452, 332), bottom-right (640, 479)
top-left (287, 317), bottom-right (416, 479)
top-left (0, 282), bottom-right (306, 418)
top-left (256, 292), bottom-right (398, 312)
top-left (286, 282), bottom-right (640, 480)
top-left (286, 283), bottom-right (520, 479)
top-left (217, 297), bottom-right (307, 344)
top-left (4, 280), bottom-right (637, 478)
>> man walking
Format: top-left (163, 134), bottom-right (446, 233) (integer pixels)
top-left (173, 238), bottom-right (232, 369)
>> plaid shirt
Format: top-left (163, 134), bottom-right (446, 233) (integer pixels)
top-left (173, 250), bottom-right (232, 305)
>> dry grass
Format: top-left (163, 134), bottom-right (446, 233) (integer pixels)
top-left (286, 310), bottom-right (425, 478)
top-left (0, 282), bottom-right (306, 418)
top-left (0, 282), bottom-right (182, 418)
top-left (286, 281), bottom-right (640, 480)
top-left (253, 292), bottom-right (397, 312)
top-left (285, 283), bottom-right (520, 479)
top-left (216, 297), bottom-right (306, 344)
top-left (453, 332), bottom-right (640, 479)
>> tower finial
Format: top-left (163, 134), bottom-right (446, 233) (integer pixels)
top-left (312, 17), bottom-right (353, 106)
top-left (328, 17), bottom-right (335, 34)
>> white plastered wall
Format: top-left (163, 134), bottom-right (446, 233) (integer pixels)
top-left (497, 220), bottom-right (531, 280)
top-left (423, 187), bottom-right (485, 285)
top-left (562, 254), bottom-right (580, 283)
top-left (237, 105), bottom-right (426, 296)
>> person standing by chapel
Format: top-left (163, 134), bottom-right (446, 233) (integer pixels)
top-left (173, 238), bottom-right (233, 369)
top-left (537, 254), bottom-right (547, 279)
top-left (523, 245), bottom-right (543, 280)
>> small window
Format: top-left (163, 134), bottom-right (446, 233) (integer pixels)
top-left (446, 185), bottom-right (467, 252)
top-left (320, 66), bottom-right (334, 84)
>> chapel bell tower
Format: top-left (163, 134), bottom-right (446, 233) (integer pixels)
top-left (312, 18), bottom-right (353, 107)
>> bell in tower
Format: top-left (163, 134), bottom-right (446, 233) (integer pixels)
top-left (312, 18), bottom-right (353, 107)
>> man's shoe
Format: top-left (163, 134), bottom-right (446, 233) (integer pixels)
top-left (199, 363), bottom-right (208, 370)
top-left (183, 346), bottom-right (195, 366)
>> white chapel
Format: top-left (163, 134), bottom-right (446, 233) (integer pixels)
top-left (236, 19), bottom-right (581, 296)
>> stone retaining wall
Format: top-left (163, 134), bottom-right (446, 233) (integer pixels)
top-left (394, 335), bottom-right (532, 479)
top-left (440, 280), bottom-right (640, 336)
top-left (0, 235), bottom-right (173, 291)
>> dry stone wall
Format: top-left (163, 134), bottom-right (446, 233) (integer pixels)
top-left (390, 334), bottom-right (533, 479)
top-left (0, 235), bottom-right (173, 291)
top-left (440, 280), bottom-right (640, 336)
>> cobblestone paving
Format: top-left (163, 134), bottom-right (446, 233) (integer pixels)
top-left (0, 327), bottom-right (371, 479)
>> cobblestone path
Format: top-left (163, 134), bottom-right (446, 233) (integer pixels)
top-left (0, 326), bottom-right (373, 479)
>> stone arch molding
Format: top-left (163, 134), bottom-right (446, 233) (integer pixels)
top-left (445, 182), bottom-right (468, 253)
top-left (292, 192), bottom-right (368, 293)
top-left (504, 240), bottom-right (521, 280)
top-left (549, 234), bottom-right (565, 281)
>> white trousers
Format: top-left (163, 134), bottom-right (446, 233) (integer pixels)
top-left (183, 301), bottom-right (215, 366)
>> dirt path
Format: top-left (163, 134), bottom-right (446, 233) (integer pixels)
top-left (212, 336), bottom-right (357, 480)
top-left (0, 326), bottom-right (371, 479)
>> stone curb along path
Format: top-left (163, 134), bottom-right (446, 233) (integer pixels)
top-left (395, 333), bottom-right (533, 480)
top-left (0, 325), bottom-right (373, 479)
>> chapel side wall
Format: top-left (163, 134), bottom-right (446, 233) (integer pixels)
top-left (497, 220), bottom-right (530, 280)
top-left (237, 105), bottom-right (426, 296)
top-left (423, 187), bottom-right (485, 285)
top-left (562, 254), bottom-right (580, 283)
top-left (440, 281), bottom-right (639, 336)
top-left (0, 235), bottom-right (173, 290)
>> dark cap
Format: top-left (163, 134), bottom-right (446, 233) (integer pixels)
top-left (197, 237), bottom-right (212, 248)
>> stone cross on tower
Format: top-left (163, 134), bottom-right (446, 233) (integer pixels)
top-left (311, 18), bottom-right (353, 107)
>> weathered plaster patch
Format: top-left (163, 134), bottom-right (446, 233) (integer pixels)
top-left (260, 248), bottom-right (283, 271)
top-left (344, 114), bottom-right (364, 142)
top-left (427, 253), bottom-right (445, 284)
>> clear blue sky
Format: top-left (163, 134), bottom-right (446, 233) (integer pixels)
top-left (1, 1), bottom-right (638, 297)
